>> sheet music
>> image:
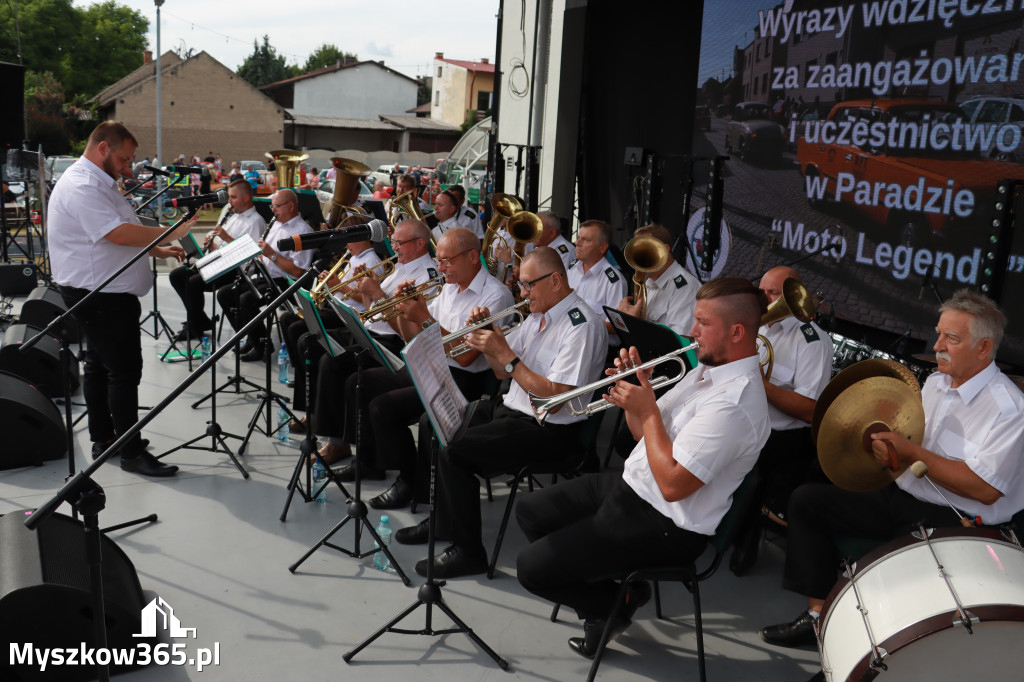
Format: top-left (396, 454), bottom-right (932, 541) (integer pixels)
top-left (325, 295), bottom-right (405, 373)
top-left (402, 325), bottom-right (467, 447)
top-left (297, 289), bottom-right (345, 358)
top-left (195, 234), bottom-right (262, 283)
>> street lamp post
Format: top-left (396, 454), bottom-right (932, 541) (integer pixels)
top-left (154, 0), bottom-right (164, 182)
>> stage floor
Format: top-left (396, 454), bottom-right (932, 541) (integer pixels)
top-left (0, 275), bottom-right (822, 681)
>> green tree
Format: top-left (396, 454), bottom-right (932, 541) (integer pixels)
top-left (237, 35), bottom-right (299, 87)
top-left (25, 71), bottom-right (72, 154)
top-left (0, 0), bottom-right (80, 79)
top-left (69, 2), bottom-right (148, 98)
top-left (302, 43), bottom-right (357, 73)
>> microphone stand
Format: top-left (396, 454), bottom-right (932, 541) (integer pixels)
top-left (136, 172), bottom-right (188, 345)
top-left (23, 269), bottom-right (318, 682)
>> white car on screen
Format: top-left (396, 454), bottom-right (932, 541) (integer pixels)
top-left (958, 97), bottom-right (1024, 162)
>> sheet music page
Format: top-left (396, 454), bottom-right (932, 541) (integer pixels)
top-left (402, 325), bottom-right (467, 448)
top-left (195, 234), bottom-right (262, 282)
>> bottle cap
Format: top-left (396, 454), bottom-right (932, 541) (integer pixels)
top-left (381, 515), bottom-right (389, 523)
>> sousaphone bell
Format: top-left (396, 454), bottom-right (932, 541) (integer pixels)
top-left (265, 149), bottom-right (308, 189)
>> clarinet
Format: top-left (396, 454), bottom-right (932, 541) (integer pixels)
top-left (203, 207), bottom-right (234, 253)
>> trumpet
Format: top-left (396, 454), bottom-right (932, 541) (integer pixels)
top-left (528, 342), bottom-right (699, 425)
top-left (359, 275), bottom-right (446, 324)
top-left (442, 300), bottom-right (530, 357)
top-left (321, 255), bottom-right (397, 303)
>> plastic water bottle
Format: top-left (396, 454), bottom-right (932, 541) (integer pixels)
top-left (277, 405), bottom-right (289, 441)
top-left (278, 343), bottom-right (289, 384)
top-left (373, 515), bottom-right (393, 571)
top-left (200, 336), bottom-right (211, 363)
top-left (311, 459), bottom-right (327, 503)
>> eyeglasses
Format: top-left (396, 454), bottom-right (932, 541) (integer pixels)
top-left (391, 237), bottom-right (423, 248)
top-left (270, 202), bottom-right (288, 209)
top-left (436, 249), bottom-right (471, 268)
top-left (517, 272), bottom-right (554, 292)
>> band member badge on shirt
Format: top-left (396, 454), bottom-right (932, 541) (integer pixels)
top-left (568, 308), bottom-right (586, 326)
top-left (605, 267), bottom-right (619, 283)
top-left (569, 258), bottom-right (579, 269)
top-left (558, 244), bottom-right (569, 254)
top-left (673, 274), bottom-right (687, 288)
top-left (428, 267), bottom-right (439, 279)
top-left (800, 322), bottom-right (820, 342)
top-left (464, 208), bottom-right (476, 219)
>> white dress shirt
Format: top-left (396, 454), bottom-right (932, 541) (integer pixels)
top-left (453, 205), bottom-right (484, 238)
top-left (331, 248), bottom-right (382, 313)
top-left (568, 258), bottom-right (627, 345)
top-left (895, 362), bottom-right (1024, 524)
top-left (758, 316), bottom-right (833, 431)
top-left (366, 252), bottom-right (437, 338)
top-left (644, 260), bottom-right (699, 337)
top-left (262, 215), bottom-right (314, 279)
top-left (49, 157), bottom-right (153, 295)
top-left (430, 215), bottom-right (462, 244)
top-left (503, 292), bottom-right (606, 425)
top-left (623, 354), bottom-right (771, 534)
top-left (210, 206), bottom-right (265, 251)
top-left (526, 233), bottom-right (574, 271)
top-left (428, 266), bottom-right (515, 373)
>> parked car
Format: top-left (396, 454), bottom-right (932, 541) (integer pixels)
top-left (316, 179), bottom-right (374, 213)
top-left (725, 102), bottom-right (785, 164)
top-left (46, 155), bottom-right (78, 182)
top-left (694, 106), bottom-right (712, 132)
top-left (796, 98), bottom-right (1024, 244)
top-left (958, 97), bottom-right (1024, 162)
top-left (369, 164), bottom-right (408, 186)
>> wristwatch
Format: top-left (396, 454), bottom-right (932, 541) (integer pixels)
top-left (270, 253), bottom-right (279, 263)
top-left (422, 317), bottom-right (436, 330)
top-left (504, 356), bottom-right (520, 373)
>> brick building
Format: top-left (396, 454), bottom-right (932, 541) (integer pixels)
top-left (89, 51), bottom-right (285, 165)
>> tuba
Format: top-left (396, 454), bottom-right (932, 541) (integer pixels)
top-left (324, 157), bottom-right (371, 227)
top-left (265, 149), bottom-right (308, 189)
top-left (756, 278), bottom-right (817, 380)
top-left (623, 235), bottom-right (671, 320)
top-left (388, 188), bottom-right (425, 229)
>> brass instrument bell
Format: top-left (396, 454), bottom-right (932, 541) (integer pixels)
top-left (265, 149), bottom-right (308, 190)
top-left (623, 235), bottom-right (671, 320)
top-left (326, 157), bottom-right (371, 227)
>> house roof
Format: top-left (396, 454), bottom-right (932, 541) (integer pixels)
top-left (90, 51), bottom-right (183, 106)
top-left (436, 57), bottom-right (495, 74)
top-left (378, 115), bottom-right (461, 133)
top-left (285, 115), bottom-right (399, 131)
top-left (406, 102), bottom-right (431, 114)
top-left (260, 60), bottom-right (419, 91)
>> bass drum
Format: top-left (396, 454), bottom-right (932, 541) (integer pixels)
top-left (819, 527), bottom-right (1024, 681)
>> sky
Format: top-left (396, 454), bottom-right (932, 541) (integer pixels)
top-left (698, 0), bottom-right (777, 85)
top-left (75, 0), bottom-right (500, 79)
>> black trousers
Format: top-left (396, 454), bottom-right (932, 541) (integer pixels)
top-left (783, 482), bottom-right (965, 600)
top-left (60, 288), bottom-right (144, 450)
top-left (280, 310), bottom-right (346, 412)
top-left (216, 274), bottom-right (288, 342)
top-left (438, 403), bottom-right (582, 551)
top-left (168, 264), bottom-right (216, 333)
top-left (516, 472), bottom-right (708, 619)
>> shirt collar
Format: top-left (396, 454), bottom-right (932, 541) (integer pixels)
top-left (648, 260), bottom-right (682, 288)
top-left (694, 354), bottom-right (760, 385)
top-left (79, 156), bottom-right (117, 189)
top-left (541, 290), bottom-right (581, 325)
top-left (461, 265), bottom-right (488, 294)
top-left (944, 360), bottom-right (998, 404)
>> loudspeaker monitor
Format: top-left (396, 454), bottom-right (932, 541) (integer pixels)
top-left (0, 323), bottom-right (80, 397)
top-left (0, 371), bottom-right (66, 469)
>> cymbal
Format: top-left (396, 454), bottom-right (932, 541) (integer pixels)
top-left (812, 359), bottom-right (920, 443)
top-left (817, 376), bottom-right (925, 492)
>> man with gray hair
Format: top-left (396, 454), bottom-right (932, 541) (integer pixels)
top-left (760, 289), bottom-right (1024, 664)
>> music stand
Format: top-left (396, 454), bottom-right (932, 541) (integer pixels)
top-left (288, 296), bottom-right (411, 584)
top-left (344, 324), bottom-right (507, 669)
top-left (154, 236), bottom-right (258, 478)
top-left (604, 307), bottom-right (698, 372)
top-left (279, 288), bottom-right (353, 521)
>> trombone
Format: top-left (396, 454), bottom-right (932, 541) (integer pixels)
top-left (359, 275), bottom-right (445, 324)
top-left (442, 300), bottom-right (530, 358)
top-left (528, 342), bottom-right (699, 425)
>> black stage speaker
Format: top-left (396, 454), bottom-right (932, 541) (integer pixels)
top-left (0, 263), bottom-right (38, 296)
top-left (0, 511), bottom-right (155, 681)
top-left (0, 61), bottom-right (26, 151)
top-left (0, 323), bottom-right (80, 397)
top-left (0, 371), bottom-right (66, 469)
top-left (21, 286), bottom-right (82, 344)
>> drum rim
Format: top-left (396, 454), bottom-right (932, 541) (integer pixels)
top-left (836, 604), bottom-right (1024, 681)
top-left (819, 526), bottom-right (1017, 624)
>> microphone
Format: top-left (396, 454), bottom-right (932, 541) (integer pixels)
top-left (166, 165), bottom-right (205, 175)
top-left (144, 164), bottom-right (171, 178)
top-left (910, 461), bottom-right (977, 527)
top-left (918, 267), bottom-right (933, 300)
top-left (278, 219), bottom-right (388, 252)
top-left (170, 189), bottom-right (228, 209)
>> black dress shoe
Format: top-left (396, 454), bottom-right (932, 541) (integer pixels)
top-left (759, 610), bottom-right (819, 648)
top-left (333, 461), bottom-right (385, 482)
top-left (568, 617), bottom-right (632, 659)
top-left (92, 438), bottom-right (150, 460)
top-left (241, 345), bottom-right (265, 362)
top-left (414, 544), bottom-right (488, 579)
top-left (730, 523), bottom-right (762, 576)
top-left (395, 518), bottom-right (430, 545)
top-left (369, 478), bottom-right (413, 510)
top-left (233, 337), bottom-right (254, 354)
top-left (120, 452), bottom-right (178, 477)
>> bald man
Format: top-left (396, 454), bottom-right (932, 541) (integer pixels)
top-left (730, 266), bottom-right (832, 575)
top-left (516, 277), bottom-right (771, 659)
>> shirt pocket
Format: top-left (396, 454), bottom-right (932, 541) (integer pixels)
top-left (936, 429), bottom-right (980, 462)
top-left (770, 362), bottom-right (795, 385)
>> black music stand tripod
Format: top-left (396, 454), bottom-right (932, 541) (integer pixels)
top-left (156, 271), bottom-right (247, 478)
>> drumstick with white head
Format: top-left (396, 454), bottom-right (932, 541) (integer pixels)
top-left (909, 461), bottom-right (976, 527)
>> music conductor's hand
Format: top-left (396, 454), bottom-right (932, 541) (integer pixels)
top-left (603, 346), bottom-right (658, 422)
top-left (151, 244), bottom-right (186, 262)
